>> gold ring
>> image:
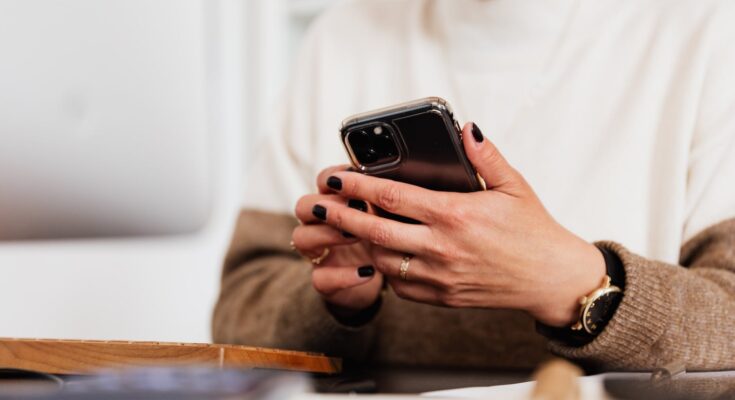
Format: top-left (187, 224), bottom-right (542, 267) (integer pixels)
top-left (399, 256), bottom-right (411, 281)
top-left (311, 248), bottom-right (331, 265)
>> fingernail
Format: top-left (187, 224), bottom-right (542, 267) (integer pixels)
top-left (357, 265), bottom-right (375, 277)
top-left (312, 204), bottom-right (327, 220)
top-left (327, 176), bottom-right (342, 191)
top-left (342, 231), bottom-right (355, 238)
top-left (348, 199), bottom-right (368, 212)
top-left (471, 123), bottom-right (484, 143)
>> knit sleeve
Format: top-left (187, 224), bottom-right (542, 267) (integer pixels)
top-left (211, 210), bottom-right (380, 360)
top-left (549, 219), bottom-right (735, 370)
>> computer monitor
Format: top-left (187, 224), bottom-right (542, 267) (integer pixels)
top-left (0, 1), bottom-right (220, 240)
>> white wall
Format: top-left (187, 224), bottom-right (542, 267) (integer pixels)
top-left (0, 0), bottom-right (243, 343)
top-left (0, 0), bottom-right (339, 344)
top-left (243, 0), bottom-right (343, 159)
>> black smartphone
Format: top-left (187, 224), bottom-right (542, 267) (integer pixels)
top-left (340, 97), bottom-right (484, 193)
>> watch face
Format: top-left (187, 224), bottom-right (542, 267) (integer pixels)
top-left (582, 291), bottom-right (623, 335)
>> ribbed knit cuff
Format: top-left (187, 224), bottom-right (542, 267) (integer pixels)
top-left (548, 241), bottom-right (672, 370)
top-left (325, 295), bottom-right (384, 327)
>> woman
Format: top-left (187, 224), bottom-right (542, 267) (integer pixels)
top-left (213, 0), bottom-right (735, 370)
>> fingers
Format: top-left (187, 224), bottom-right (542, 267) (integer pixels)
top-left (320, 171), bottom-right (447, 224)
top-left (312, 264), bottom-right (376, 296)
top-left (294, 194), bottom-right (370, 258)
top-left (316, 164), bottom-right (352, 194)
top-left (310, 201), bottom-right (432, 255)
top-left (460, 122), bottom-right (526, 196)
top-left (370, 246), bottom-right (443, 287)
top-left (387, 278), bottom-right (443, 306)
top-left (292, 224), bottom-right (357, 258)
top-left (295, 194), bottom-right (365, 224)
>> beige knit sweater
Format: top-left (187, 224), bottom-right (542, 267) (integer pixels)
top-left (212, 210), bottom-right (735, 371)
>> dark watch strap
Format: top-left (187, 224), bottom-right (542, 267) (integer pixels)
top-left (600, 246), bottom-right (626, 289)
top-left (536, 245), bottom-right (626, 346)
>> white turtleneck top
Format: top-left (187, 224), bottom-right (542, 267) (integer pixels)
top-left (242, 0), bottom-right (735, 264)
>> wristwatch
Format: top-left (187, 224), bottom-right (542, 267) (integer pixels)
top-left (537, 246), bottom-right (625, 345)
top-left (571, 274), bottom-right (622, 335)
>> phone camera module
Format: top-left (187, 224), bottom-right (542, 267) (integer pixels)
top-left (362, 148), bottom-right (378, 163)
top-left (347, 125), bottom-right (400, 167)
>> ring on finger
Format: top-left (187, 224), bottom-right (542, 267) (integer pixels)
top-left (311, 248), bottom-right (331, 265)
top-left (399, 255), bottom-right (412, 281)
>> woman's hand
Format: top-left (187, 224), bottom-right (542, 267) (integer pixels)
top-left (293, 166), bottom-right (384, 313)
top-left (311, 123), bottom-right (606, 327)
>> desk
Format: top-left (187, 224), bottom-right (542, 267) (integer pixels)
top-left (0, 338), bottom-right (532, 395)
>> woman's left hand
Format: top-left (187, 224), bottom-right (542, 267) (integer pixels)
top-left (312, 123), bottom-right (606, 327)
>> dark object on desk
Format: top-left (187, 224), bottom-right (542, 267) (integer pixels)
top-left (313, 375), bottom-right (377, 394)
top-left (313, 363), bottom-right (532, 394)
top-left (0, 338), bottom-right (340, 375)
top-left (0, 367), bottom-right (307, 399)
top-left (604, 374), bottom-right (735, 399)
top-left (0, 369), bottom-right (64, 395)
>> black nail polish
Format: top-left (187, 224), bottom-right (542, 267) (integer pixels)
top-left (312, 204), bottom-right (327, 221)
top-left (348, 199), bottom-right (368, 212)
top-left (471, 123), bottom-right (484, 143)
top-left (342, 231), bottom-right (355, 238)
top-left (327, 176), bottom-right (342, 191)
top-left (357, 265), bottom-right (375, 277)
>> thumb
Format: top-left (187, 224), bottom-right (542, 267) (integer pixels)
top-left (461, 122), bottom-right (525, 194)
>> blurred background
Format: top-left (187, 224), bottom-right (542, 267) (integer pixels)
top-left (0, 0), bottom-right (343, 343)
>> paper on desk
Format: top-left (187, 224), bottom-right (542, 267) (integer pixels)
top-left (422, 372), bottom-right (646, 400)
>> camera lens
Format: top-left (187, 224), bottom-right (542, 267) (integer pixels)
top-left (347, 125), bottom-right (399, 167)
top-left (362, 148), bottom-right (378, 163)
top-left (351, 130), bottom-right (370, 146)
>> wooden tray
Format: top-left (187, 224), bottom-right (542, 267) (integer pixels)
top-left (0, 338), bottom-right (341, 375)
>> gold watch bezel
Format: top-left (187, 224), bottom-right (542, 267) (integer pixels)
top-left (571, 276), bottom-right (622, 334)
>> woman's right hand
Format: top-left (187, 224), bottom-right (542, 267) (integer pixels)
top-left (293, 166), bottom-right (384, 312)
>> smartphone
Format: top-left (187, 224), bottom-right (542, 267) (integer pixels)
top-left (340, 97), bottom-right (484, 193)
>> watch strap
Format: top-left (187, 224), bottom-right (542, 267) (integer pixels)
top-left (600, 246), bottom-right (625, 289)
